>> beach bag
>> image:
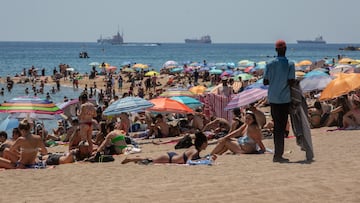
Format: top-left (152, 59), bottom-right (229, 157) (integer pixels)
top-left (89, 153), bottom-right (114, 163)
top-left (175, 135), bottom-right (193, 149)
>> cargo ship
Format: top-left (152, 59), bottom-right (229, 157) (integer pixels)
top-left (185, 35), bottom-right (211, 44)
top-left (297, 36), bottom-right (326, 44)
top-left (97, 31), bottom-right (124, 45)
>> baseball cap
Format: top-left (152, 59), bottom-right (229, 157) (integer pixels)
top-left (275, 40), bottom-right (286, 49)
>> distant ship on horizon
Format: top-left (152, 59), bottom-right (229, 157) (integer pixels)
top-left (185, 35), bottom-right (211, 44)
top-left (297, 36), bottom-right (326, 44)
top-left (97, 31), bottom-right (124, 45)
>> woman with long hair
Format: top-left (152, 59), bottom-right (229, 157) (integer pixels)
top-left (211, 111), bottom-right (266, 155)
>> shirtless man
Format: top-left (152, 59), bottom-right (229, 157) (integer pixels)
top-left (78, 94), bottom-right (96, 151)
top-left (152, 114), bottom-right (169, 138)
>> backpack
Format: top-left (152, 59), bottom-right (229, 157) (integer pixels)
top-left (174, 135), bottom-right (193, 149)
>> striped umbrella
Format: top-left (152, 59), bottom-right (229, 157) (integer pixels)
top-left (225, 88), bottom-right (268, 110)
top-left (103, 97), bottom-right (154, 116)
top-left (0, 96), bottom-right (63, 115)
top-left (159, 88), bottom-right (196, 97)
top-left (147, 98), bottom-right (194, 114)
top-left (170, 96), bottom-right (203, 109)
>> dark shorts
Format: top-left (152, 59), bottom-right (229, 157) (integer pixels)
top-left (46, 154), bottom-right (62, 165)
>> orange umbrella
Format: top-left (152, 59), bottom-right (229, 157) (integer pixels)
top-left (147, 98), bottom-right (194, 114)
top-left (189, 85), bottom-right (207, 95)
top-left (296, 60), bottom-right (312, 67)
top-left (319, 73), bottom-right (360, 101)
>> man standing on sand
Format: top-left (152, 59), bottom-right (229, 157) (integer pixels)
top-left (263, 40), bottom-right (295, 163)
top-left (78, 93), bottom-right (97, 151)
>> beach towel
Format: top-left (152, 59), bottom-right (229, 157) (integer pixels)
top-left (203, 93), bottom-right (233, 121)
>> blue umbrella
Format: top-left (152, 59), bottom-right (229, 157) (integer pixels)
top-left (0, 117), bottom-right (19, 131)
top-left (209, 69), bottom-right (223, 75)
top-left (304, 70), bottom-right (329, 78)
top-left (103, 97), bottom-right (154, 116)
top-left (300, 75), bottom-right (333, 92)
top-left (170, 96), bottom-right (203, 109)
top-left (121, 61), bottom-right (132, 66)
top-left (170, 67), bottom-right (183, 73)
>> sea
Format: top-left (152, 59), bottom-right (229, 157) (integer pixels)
top-left (0, 41), bottom-right (359, 135)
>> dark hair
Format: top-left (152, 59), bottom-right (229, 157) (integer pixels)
top-left (232, 107), bottom-right (241, 118)
top-left (0, 131), bottom-right (8, 139)
top-left (246, 111), bottom-right (258, 127)
top-left (12, 128), bottom-right (20, 137)
top-left (18, 119), bottom-right (31, 131)
top-left (314, 101), bottom-right (322, 110)
top-left (194, 132), bottom-right (207, 151)
top-left (106, 122), bottom-right (115, 132)
top-left (155, 114), bottom-right (163, 119)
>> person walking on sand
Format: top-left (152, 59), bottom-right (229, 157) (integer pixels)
top-left (77, 93), bottom-right (97, 151)
top-left (263, 40), bottom-right (295, 163)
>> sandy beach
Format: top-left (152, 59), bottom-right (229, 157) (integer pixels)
top-left (0, 74), bottom-right (360, 202)
top-left (0, 126), bottom-right (359, 203)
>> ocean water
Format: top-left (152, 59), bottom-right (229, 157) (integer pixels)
top-left (0, 41), bottom-right (359, 135)
top-left (1, 42), bottom-right (359, 76)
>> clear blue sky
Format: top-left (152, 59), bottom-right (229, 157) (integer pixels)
top-left (1, 0), bottom-right (359, 43)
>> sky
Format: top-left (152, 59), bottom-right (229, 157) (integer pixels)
top-left (1, 0), bottom-right (359, 43)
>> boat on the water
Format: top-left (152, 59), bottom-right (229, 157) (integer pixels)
top-left (97, 31), bottom-right (124, 45)
top-left (185, 35), bottom-right (211, 44)
top-left (297, 36), bottom-right (326, 44)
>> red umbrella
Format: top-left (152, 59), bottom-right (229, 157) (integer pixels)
top-left (147, 98), bottom-right (194, 114)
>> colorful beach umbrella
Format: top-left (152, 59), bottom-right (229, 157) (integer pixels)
top-left (296, 60), bottom-right (312, 67)
top-left (103, 97), bottom-right (154, 116)
top-left (234, 73), bottom-right (253, 81)
top-left (304, 70), bottom-right (329, 78)
top-left (319, 73), bottom-right (360, 101)
top-left (106, 66), bottom-right (117, 72)
top-left (145, 71), bottom-right (160, 76)
top-left (225, 88), bottom-right (268, 110)
top-left (147, 98), bottom-right (194, 114)
top-left (159, 88), bottom-right (196, 97)
top-left (0, 96), bottom-right (63, 115)
top-left (163, 60), bottom-right (178, 68)
top-left (89, 62), bottom-right (100, 66)
top-left (122, 67), bottom-right (135, 73)
top-left (209, 69), bottom-right (223, 75)
top-left (189, 85), bottom-right (207, 95)
top-left (300, 75), bottom-right (332, 92)
top-left (133, 63), bottom-right (149, 69)
top-left (0, 116), bottom-right (19, 131)
top-left (170, 96), bottom-right (203, 109)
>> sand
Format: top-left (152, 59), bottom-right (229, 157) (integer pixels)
top-left (1, 127), bottom-right (360, 203)
top-left (1, 74), bottom-right (360, 202)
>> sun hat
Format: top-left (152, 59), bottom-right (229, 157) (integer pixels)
top-left (275, 40), bottom-right (286, 49)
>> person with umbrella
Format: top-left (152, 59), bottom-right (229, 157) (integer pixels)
top-left (263, 40), bottom-right (295, 163)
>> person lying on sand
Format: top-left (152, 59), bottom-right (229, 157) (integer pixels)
top-left (122, 132), bottom-right (216, 165)
top-left (42, 141), bottom-right (91, 165)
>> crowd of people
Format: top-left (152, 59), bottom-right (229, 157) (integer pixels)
top-left (2, 39), bottom-right (359, 169)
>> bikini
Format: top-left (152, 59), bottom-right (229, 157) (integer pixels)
top-left (167, 151), bottom-right (201, 163)
top-left (111, 135), bottom-right (127, 150)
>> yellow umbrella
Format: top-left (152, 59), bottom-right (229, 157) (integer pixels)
top-left (145, 71), bottom-right (160, 77)
top-left (132, 63), bottom-right (149, 69)
top-left (296, 71), bottom-right (305, 77)
top-left (189, 85), bottom-right (207, 95)
top-left (99, 63), bottom-right (110, 68)
top-left (319, 73), bottom-right (360, 101)
top-left (296, 60), bottom-right (312, 67)
top-left (338, 58), bottom-right (355, 65)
